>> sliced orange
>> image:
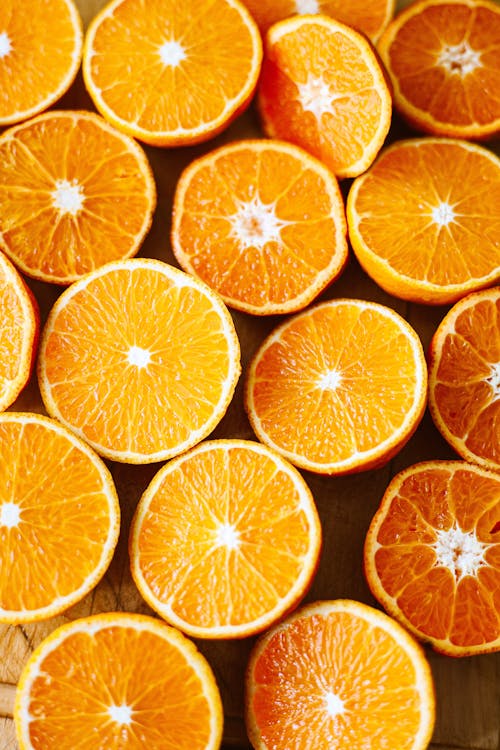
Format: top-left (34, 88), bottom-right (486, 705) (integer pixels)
top-left (245, 299), bottom-right (427, 475)
top-left (0, 111), bottom-right (156, 284)
top-left (0, 0), bottom-right (82, 126)
top-left (378, 0), bottom-right (500, 140)
top-left (364, 460), bottom-right (500, 656)
top-left (428, 288), bottom-right (500, 471)
top-left (38, 259), bottom-right (241, 464)
top-left (347, 138), bottom-right (500, 305)
top-left (130, 439), bottom-right (321, 639)
top-left (258, 15), bottom-right (392, 178)
top-left (245, 599), bottom-right (435, 750)
top-left (0, 413), bottom-right (119, 624)
top-left (14, 612), bottom-right (223, 750)
top-left (171, 139), bottom-right (348, 315)
top-left (83, 0), bottom-right (262, 147)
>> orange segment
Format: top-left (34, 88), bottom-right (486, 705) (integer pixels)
top-left (0, 111), bottom-right (156, 284)
top-left (14, 613), bottom-right (223, 750)
top-left (172, 139), bottom-right (348, 315)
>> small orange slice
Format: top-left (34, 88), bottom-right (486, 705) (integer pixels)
top-left (347, 138), bottom-right (500, 305)
top-left (172, 139), bottom-right (348, 315)
top-left (83, 0), bottom-right (262, 147)
top-left (130, 439), bottom-right (321, 639)
top-left (364, 460), bottom-right (500, 656)
top-left (0, 111), bottom-right (156, 284)
top-left (0, 413), bottom-right (119, 624)
top-left (14, 612), bottom-right (223, 750)
top-left (245, 299), bottom-right (427, 475)
top-left (258, 15), bottom-right (392, 178)
top-left (245, 599), bottom-right (435, 750)
top-left (428, 288), bottom-right (500, 471)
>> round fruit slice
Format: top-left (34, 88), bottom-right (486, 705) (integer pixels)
top-left (172, 139), bottom-right (348, 315)
top-left (14, 613), bottom-right (223, 750)
top-left (130, 439), bottom-right (321, 639)
top-left (245, 299), bottom-right (427, 474)
top-left (347, 138), bottom-right (500, 304)
top-left (83, 0), bottom-right (262, 147)
top-left (245, 599), bottom-right (435, 750)
top-left (0, 111), bottom-right (156, 284)
top-left (38, 259), bottom-right (241, 464)
top-left (0, 413), bottom-right (119, 623)
top-left (428, 288), bottom-right (500, 471)
top-left (364, 460), bottom-right (500, 656)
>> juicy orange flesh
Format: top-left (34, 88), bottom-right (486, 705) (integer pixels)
top-left (251, 611), bottom-right (424, 749)
top-left (0, 264), bottom-right (27, 384)
top-left (374, 467), bottom-right (500, 646)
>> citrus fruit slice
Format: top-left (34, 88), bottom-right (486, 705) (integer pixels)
top-left (428, 288), bottom-right (500, 471)
top-left (258, 15), bottom-right (392, 178)
top-left (347, 138), bottom-right (500, 305)
top-left (245, 599), bottom-right (435, 750)
top-left (0, 252), bottom-right (38, 412)
top-left (172, 139), bottom-right (348, 315)
top-left (245, 299), bottom-right (427, 475)
top-left (378, 0), bottom-right (500, 140)
top-left (0, 0), bottom-right (82, 126)
top-left (0, 413), bottom-right (119, 624)
top-left (0, 111), bottom-right (156, 284)
top-left (14, 612), bottom-right (223, 750)
top-left (130, 439), bottom-right (322, 639)
top-left (364, 460), bottom-right (500, 656)
top-left (83, 0), bottom-right (262, 147)
top-left (38, 259), bottom-right (241, 464)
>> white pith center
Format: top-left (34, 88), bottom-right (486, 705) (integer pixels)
top-left (297, 75), bottom-right (339, 120)
top-left (325, 690), bottom-right (345, 718)
top-left (0, 32), bottom-right (12, 58)
top-left (431, 202), bottom-right (456, 227)
top-left (158, 40), bottom-right (186, 66)
top-left (0, 502), bottom-right (21, 528)
top-left (108, 703), bottom-right (132, 725)
top-left (295, 0), bottom-right (320, 12)
top-left (216, 522), bottom-right (240, 550)
top-left (437, 41), bottom-right (481, 75)
top-left (317, 369), bottom-right (342, 391)
top-left (229, 196), bottom-right (286, 251)
top-left (127, 345), bottom-right (151, 369)
top-left (51, 179), bottom-right (85, 216)
top-left (433, 524), bottom-right (487, 581)
top-left (486, 362), bottom-right (500, 399)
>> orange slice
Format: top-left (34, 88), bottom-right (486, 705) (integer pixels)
top-left (245, 599), bottom-right (435, 750)
top-left (0, 0), bottom-right (82, 126)
top-left (171, 139), bottom-right (348, 315)
top-left (364, 460), bottom-right (500, 656)
top-left (0, 111), bottom-right (156, 284)
top-left (83, 0), bottom-right (262, 147)
top-left (130, 439), bottom-right (322, 639)
top-left (428, 288), bottom-right (500, 471)
top-left (245, 299), bottom-right (427, 475)
top-left (14, 612), bottom-right (223, 750)
top-left (347, 138), bottom-right (500, 305)
top-left (258, 15), bottom-right (392, 178)
top-left (38, 259), bottom-right (241, 464)
top-left (0, 413), bottom-right (119, 624)
top-left (377, 0), bottom-right (500, 140)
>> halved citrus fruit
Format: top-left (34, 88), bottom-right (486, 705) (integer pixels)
top-left (130, 439), bottom-right (321, 639)
top-left (428, 287), bottom-right (500, 471)
top-left (83, 0), bottom-right (262, 147)
top-left (378, 0), bottom-right (500, 139)
top-left (0, 413), bottom-right (119, 624)
top-left (245, 299), bottom-right (427, 474)
top-left (172, 139), bottom-right (348, 315)
top-left (245, 599), bottom-right (435, 750)
top-left (38, 259), bottom-right (241, 464)
top-left (14, 612), bottom-right (223, 750)
top-left (0, 111), bottom-right (156, 284)
top-left (364, 460), bottom-right (500, 656)
top-left (258, 15), bottom-right (392, 178)
top-left (347, 138), bottom-right (500, 304)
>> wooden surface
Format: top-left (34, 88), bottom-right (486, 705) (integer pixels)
top-left (1, 1), bottom-right (499, 748)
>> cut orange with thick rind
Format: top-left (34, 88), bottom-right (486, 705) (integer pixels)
top-left (364, 460), bottom-right (500, 656)
top-left (428, 288), bottom-right (500, 471)
top-left (130, 439), bottom-right (322, 639)
top-left (0, 111), bottom-right (156, 284)
top-left (14, 612), bottom-right (223, 750)
top-left (83, 0), bottom-right (262, 147)
top-left (172, 139), bottom-right (348, 315)
top-left (0, 413), bottom-right (120, 624)
top-left (245, 599), bottom-right (435, 750)
top-left (347, 138), bottom-right (500, 305)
